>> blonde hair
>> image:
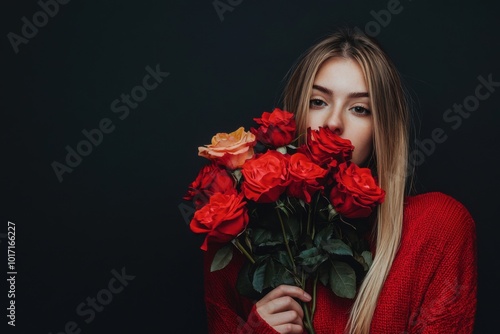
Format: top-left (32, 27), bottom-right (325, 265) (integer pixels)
top-left (282, 27), bottom-right (410, 333)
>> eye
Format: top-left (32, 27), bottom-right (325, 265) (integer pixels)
top-left (309, 99), bottom-right (327, 108)
top-left (350, 105), bottom-right (371, 115)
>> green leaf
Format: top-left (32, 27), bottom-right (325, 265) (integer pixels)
top-left (274, 250), bottom-right (294, 269)
top-left (361, 251), bottom-right (373, 268)
top-left (236, 262), bottom-right (262, 300)
top-left (329, 261), bottom-right (356, 299)
top-left (273, 264), bottom-right (296, 287)
top-left (252, 261), bottom-right (267, 293)
top-left (319, 269), bottom-right (329, 286)
top-left (252, 258), bottom-right (276, 293)
top-left (284, 213), bottom-right (301, 243)
top-left (354, 253), bottom-right (368, 271)
top-left (296, 248), bottom-right (328, 272)
top-left (264, 260), bottom-right (278, 288)
top-left (253, 228), bottom-right (282, 246)
top-left (322, 239), bottom-right (353, 256)
top-left (210, 245), bottom-right (233, 272)
top-left (313, 223), bottom-right (334, 247)
top-left (301, 254), bottom-right (329, 272)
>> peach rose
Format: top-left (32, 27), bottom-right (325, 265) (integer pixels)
top-left (198, 127), bottom-right (256, 170)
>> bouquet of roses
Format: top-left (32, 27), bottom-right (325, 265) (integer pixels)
top-left (183, 108), bottom-right (385, 334)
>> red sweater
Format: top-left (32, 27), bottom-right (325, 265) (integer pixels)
top-left (203, 192), bottom-right (478, 333)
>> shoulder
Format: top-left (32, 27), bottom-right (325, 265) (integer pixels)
top-left (402, 191), bottom-right (476, 246)
top-left (403, 191), bottom-right (473, 224)
top-left (404, 191), bottom-right (471, 216)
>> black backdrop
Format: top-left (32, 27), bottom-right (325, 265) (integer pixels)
top-left (2, 1), bottom-right (499, 333)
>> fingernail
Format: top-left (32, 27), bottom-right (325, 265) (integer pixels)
top-left (304, 292), bottom-right (312, 300)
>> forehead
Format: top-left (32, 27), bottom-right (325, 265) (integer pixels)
top-left (313, 57), bottom-right (367, 93)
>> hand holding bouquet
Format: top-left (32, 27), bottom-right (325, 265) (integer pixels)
top-left (184, 108), bottom-right (385, 333)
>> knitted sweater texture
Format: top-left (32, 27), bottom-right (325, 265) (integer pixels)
top-left (203, 192), bottom-right (477, 333)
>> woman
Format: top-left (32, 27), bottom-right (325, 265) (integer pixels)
top-left (202, 27), bottom-right (477, 333)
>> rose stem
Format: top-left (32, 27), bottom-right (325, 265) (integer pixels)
top-left (232, 239), bottom-right (255, 264)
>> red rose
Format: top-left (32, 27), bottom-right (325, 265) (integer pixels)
top-left (184, 163), bottom-right (236, 209)
top-left (241, 150), bottom-right (290, 203)
top-left (250, 108), bottom-right (296, 147)
top-left (298, 126), bottom-right (354, 169)
top-left (330, 162), bottom-right (385, 218)
top-left (190, 192), bottom-right (249, 251)
top-left (287, 153), bottom-right (328, 203)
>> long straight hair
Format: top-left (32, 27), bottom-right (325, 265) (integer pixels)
top-left (282, 27), bottom-right (410, 333)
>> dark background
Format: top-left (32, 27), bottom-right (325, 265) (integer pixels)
top-left (1, 0), bottom-right (498, 333)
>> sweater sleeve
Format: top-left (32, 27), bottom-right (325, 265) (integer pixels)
top-left (408, 194), bottom-right (478, 333)
top-left (203, 244), bottom-right (279, 334)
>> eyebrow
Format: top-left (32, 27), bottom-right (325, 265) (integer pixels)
top-left (312, 84), bottom-right (369, 98)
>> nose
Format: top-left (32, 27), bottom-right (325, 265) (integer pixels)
top-left (325, 108), bottom-right (343, 135)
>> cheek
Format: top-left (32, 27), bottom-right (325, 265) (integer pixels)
top-left (352, 139), bottom-right (372, 165)
top-left (306, 113), bottom-right (320, 130)
top-left (350, 126), bottom-right (374, 165)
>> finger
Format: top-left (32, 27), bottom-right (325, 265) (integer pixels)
top-left (258, 285), bottom-right (312, 305)
top-left (284, 310), bottom-right (306, 327)
top-left (267, 296), bottom-right (304, 319)
top-left (265, 309), bottom-right (303, 327)
top-left (256, 296), bottom-right (306, 331)
top-left (273, 323), bottom-right (304, 334)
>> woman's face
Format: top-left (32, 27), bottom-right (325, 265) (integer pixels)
top-left (307, 57), bottom-right (374, 165)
